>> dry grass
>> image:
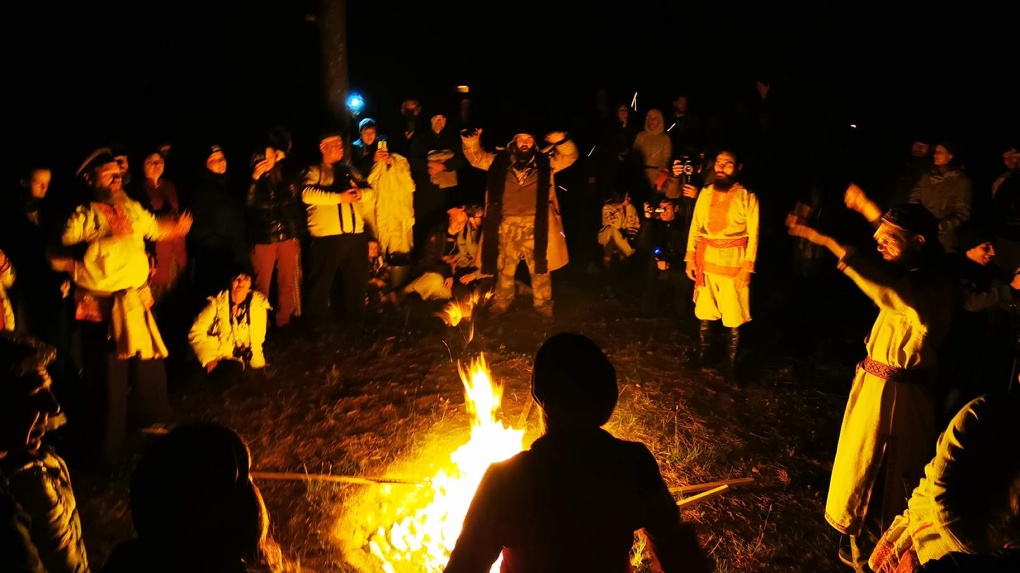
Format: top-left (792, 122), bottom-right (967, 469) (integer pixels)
top-left (73, 269), bottom-right (850, 572)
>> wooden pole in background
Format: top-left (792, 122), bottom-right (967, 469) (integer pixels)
top-left (318, 0), bottom-right (351, 152)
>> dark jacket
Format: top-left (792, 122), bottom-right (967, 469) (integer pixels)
top-left (443, 428), bottom-right (714, 573)
top-left (638, 216), bottom-right (688, 269)
top-left (416, 223), bottom-right (457, 279)
top-left (0, 192), bottom-right (74, 337)
top-left (245, 166), bottom-right (303, 244)
top-left (188, 170), bottom-right (247, 261)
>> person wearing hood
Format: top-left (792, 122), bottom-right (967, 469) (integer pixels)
top-left (443, 332), bottom-right (714, 573)
top-left (633, 109), bottom-right (673, 205)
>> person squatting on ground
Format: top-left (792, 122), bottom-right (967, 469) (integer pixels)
top-left (188, 271), bottom-right (271, 385)
top-left (443, 331), bottom-right (715, 573)
top-left (400, 204), bottom-right (485, 303)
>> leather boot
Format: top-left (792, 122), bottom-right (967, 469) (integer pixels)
top-left (719, 326), bottom-right (741, 383)
top-left (687, 320), bottom-right (713, 367)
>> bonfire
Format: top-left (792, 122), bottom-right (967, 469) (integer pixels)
top-left (336, 352), bottom-right (525, 573)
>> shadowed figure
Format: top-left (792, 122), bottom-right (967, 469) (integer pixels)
top-left (443, 332), bottom-right (714, 573)
top-left (1, 332), bottom-right (90, 573)
top-left (101, 422), bottom-right (284, 573)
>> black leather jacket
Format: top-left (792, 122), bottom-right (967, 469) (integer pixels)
top-left (638, 217), bottom-right (687, 268)
top-left (245, 166), bottom-right (303, 244)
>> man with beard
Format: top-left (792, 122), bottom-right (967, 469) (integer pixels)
top-left (461, 129), bottom-right (576, 320)
top-left (787, 187), bottom-right (958, 571)
top-left (0, 332), bottom-right (89, 573)
top-left (683, 150), bottom-right (759, 382)
top-left (51, 148), bottom-right (192, 467)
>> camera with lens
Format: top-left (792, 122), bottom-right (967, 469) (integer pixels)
top-left (644, 201), bottom-right (667, 220)
top-left (673, 156), bottom-right (695, 179)
top-left (233, 345), bottom-right (254, 363)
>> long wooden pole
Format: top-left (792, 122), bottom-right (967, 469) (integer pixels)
top-left (251, 471), bottom-right (428, 487)
top-left (676, 484), bottom-right (729, 509)
top-left (319, 0), bottom-right (351, 150)
top-left (669, 476), bottom-right (754, 495)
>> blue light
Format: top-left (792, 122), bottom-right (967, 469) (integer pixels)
top-left (346, 93), bottom-right (364, 113)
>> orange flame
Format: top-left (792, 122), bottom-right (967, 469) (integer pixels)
top-left (434, 288), bottom-right (490, 328)
top-left (336, 353), bottom-right (525, 572)
top-left (434, 299), bottom-right (466, 327)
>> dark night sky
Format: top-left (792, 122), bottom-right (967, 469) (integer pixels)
top-left (6, 1), bottom-right (1018, 180)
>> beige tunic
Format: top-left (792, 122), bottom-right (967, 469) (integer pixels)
top-left (825, 249), bottom-right (956, 537)
top-left (684, 183), bottom-right (759, 327)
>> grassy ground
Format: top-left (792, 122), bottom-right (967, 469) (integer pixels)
top-left (70, 264), bottom-right (860, 572)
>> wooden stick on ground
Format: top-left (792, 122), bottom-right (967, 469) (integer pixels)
top-left (251, 471), bottom-right (429, 487)
top-left (676, 484), bottom-right (729, 509)
top-left (669, 477), bottom-right (754, 495)
top-left (515, 397), bottom-right (535, 430)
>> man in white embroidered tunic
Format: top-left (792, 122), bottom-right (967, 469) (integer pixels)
top-left (683, 150), bottom-right (759, 381)
top-left (54, 149), bottom-right (192, 465)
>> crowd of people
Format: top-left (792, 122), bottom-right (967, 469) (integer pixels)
top-left (1, 81), bottom-right (1018, 572)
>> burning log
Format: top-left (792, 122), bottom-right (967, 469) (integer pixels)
top-left (669, 476), bottom-right (754, 495)
top-left (250, 471), bottom-right (429, 487)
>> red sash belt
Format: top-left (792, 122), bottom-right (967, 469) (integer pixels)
top-left (693, 237), bottom-right (749, 290)
top-left (857, 357), bottom-right (932, 385)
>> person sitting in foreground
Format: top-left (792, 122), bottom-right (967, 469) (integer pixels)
top-left (102, 422), bottom-right (284, 573)
top-left (869, 389), bottom-right (1019, 573)
top-left (0, 332), bottom-right (89, 573)
top-left (443, 331), bottom-right (714, 573)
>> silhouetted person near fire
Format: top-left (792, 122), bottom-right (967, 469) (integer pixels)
top-left (443, 332), bottom-right (714, 573)
top-left (102, 422), bottom-right (284, 573)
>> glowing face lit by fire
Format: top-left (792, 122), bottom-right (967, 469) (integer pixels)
top-left (873, 222), bottom-right (915, 262)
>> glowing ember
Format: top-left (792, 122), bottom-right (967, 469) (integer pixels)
top-left (336, 353), bottom-right (525, 573)
top-left (434, 299), bottom-right (466, 327)
top-left (434, 288), bottom-right (490, 328)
